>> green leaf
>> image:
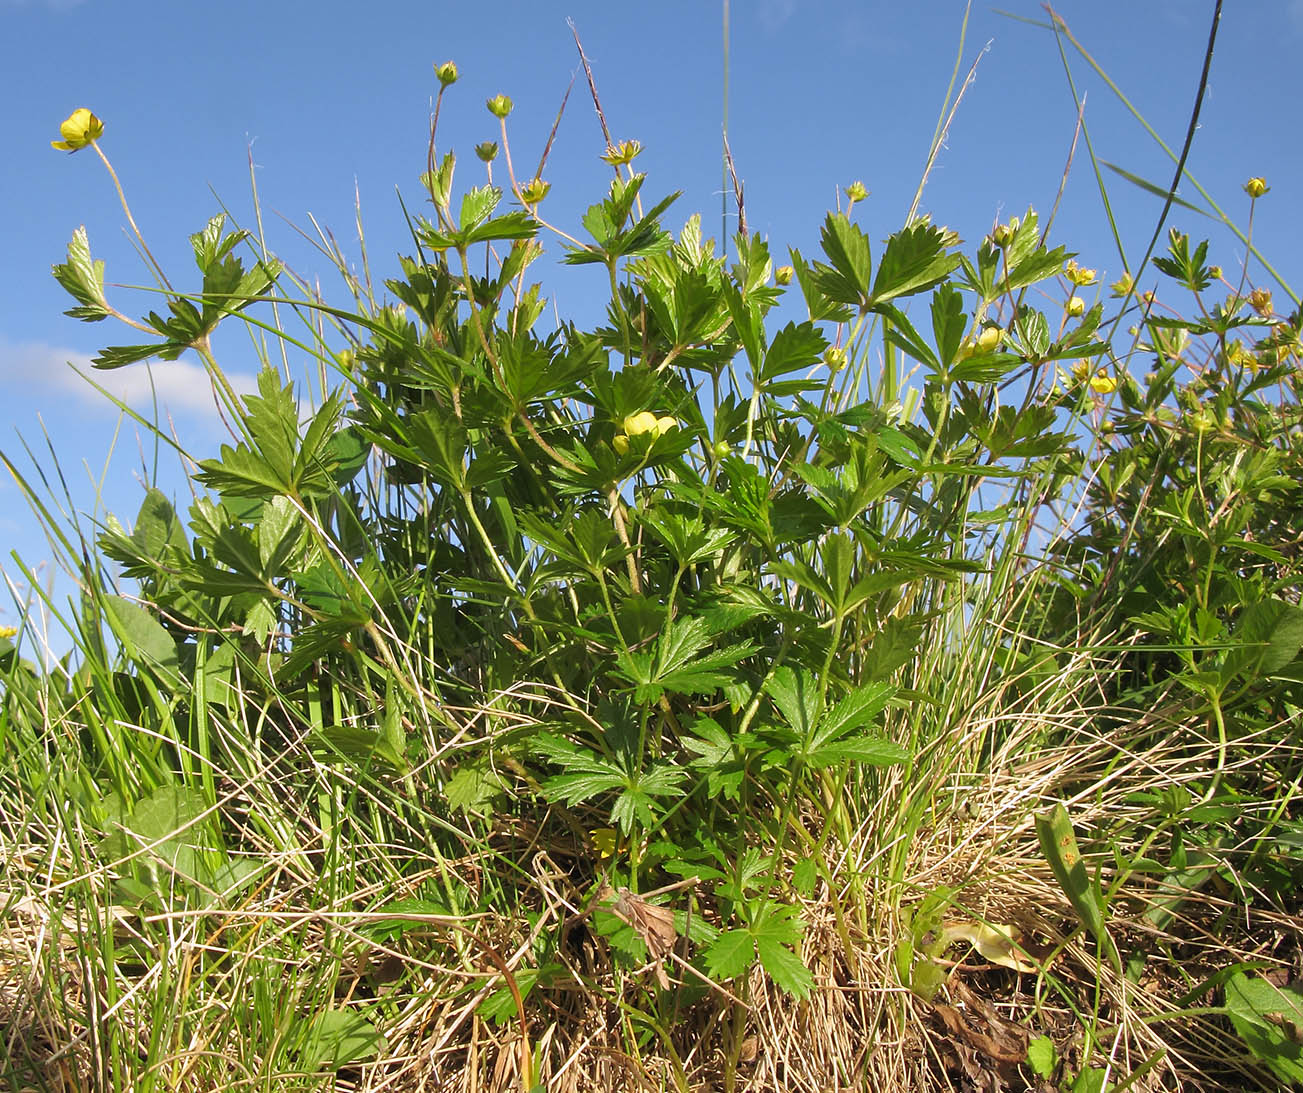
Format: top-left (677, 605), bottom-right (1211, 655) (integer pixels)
top-left (703, 928), bottom-right (755, 981)
top-left (869, 221), bottom-right (960, 307)
top-left (98, 785), bottom-right (212, 899)
top-left (929, 283), bottom-right (966, 367)
top-left (815, 213), bottom-right (872, 306)
top-left (878, 304), bottom-right (940, 370)
top-left (103, 595), bottom-right (180, 687)
top-left (446, 758), bottom-right (508, 812)
top-left (1026, 1035), bottom-right (1058, 1079)
top-left (52, 226), bottom-right (110, 322)
top-left (298, 1009), bottom-right (384, 1071)
top-left (1035, 804), bottom-right (1121, 973)
top-left (459, 185), bottom-right (503, 231)
top-left (1224, 971), bottom-right (1303, 1084)
top-left (767, 665), bottom-right (821, 740)
top-left (1101, 161), bottom-right (1211, 216)
top-left (760, 321), bottom-right (827, 382)
top-left (751, 902), bottom-right (813, 998)
top-left (805, 682), bottom-right (905, 769)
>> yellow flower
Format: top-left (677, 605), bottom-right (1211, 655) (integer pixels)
top-left (1064, 260), bottom-right (1097, 286)
top-left (0, 625), bottom-right (17, 639)
top-left (590, 828), bottom-right (621, 859)
top-left (975, 325), bottom-right (1002, 352)
top-left (51, 108), bottom-right (103, 152)
top-left (1249, 288), bottom-right (1273, 317)
top-left (1110, 272), bottom-right (1134, 297)
top-left (654, 415), bottom-right (678, 436)
top-left (601, 140), bottom-right (643, 166)
top-left (519, 177), bottom-right (550, 204)
top-left (1244, 177), bottom-right (1269, 199)
top-left (1089, 369), bottom-right (1117, 395)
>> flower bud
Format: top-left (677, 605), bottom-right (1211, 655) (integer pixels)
top-left (1244, 177), bottom-right (1269, 199)
top-left (475, 141), bottom-right (498, 163)
top-left (435, 61), bottom-right (459, 87)
top-left (712, 439), bottom-right (732, 459)
top-left (1208, 265), bottom-right (1222, 280)
top-left (844, 180), bottom-right (869, 203)
top-left (1110, 272), bottom-right (1134, 297)
top-left (612, 434), bottom-right (630, 456)
top-left (991, 218), bottom-right (1019, 247)
top-left (1249, 288), bottom-right (1273, 317)
top-left (519, 177), bottom-right (550, 204)
top-left (486, 94), bottom-right (514, 119)
top-left (1071, 361), bottom-right (1090, 383)
top-left (825, 346), bottom-right (848, 371)
top-left (774, 265), bottom-right (794, 286)
top-left (51, 107), bottom-right (104, 152)
top-left (975, 325), bottom-right (1002, 352)
top-left (600, 139), bottom-right (643, 166)
top-left (623, 411), bottom-right (660, 437)
top-left (1066, 296), bottom-right (1085, 317)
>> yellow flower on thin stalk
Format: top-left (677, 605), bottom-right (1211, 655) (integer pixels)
top-left (51, 108), bottom-right (103, 152)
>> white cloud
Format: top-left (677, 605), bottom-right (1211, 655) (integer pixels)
top-left (0, 0), bottom-right (89, 9)
top-left (758, 0), bottom-right (797, 33)
top-left (0, 338), bottom-right (259, 427)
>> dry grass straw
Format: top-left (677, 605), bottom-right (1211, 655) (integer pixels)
top-left (5, 630), bottom-right (1295, 1091)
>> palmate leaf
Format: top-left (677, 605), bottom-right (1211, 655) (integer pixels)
top-left (703, 901), bottom-right (813, 998)
top-left (870, 221), bottom-right (961, 307)
top-left (760, 321), bottom-right (827, 382)
top-left (803, 681), bottom-right (900, 767)
top-left (814, 213), bottom-right (872, 306)
top-left (52, 226), bottom-right (110, 322)
top-left (619, 615), bottom-right (756, 703)
top-left (92, 343), bottom-right (177, 369)
top-left (534, 734), bottom-right (628, 804)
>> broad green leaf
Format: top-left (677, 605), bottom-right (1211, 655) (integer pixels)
top-left (1035, 804), bottom-right (1121, 973)
top-left (104, 595), bottom-right (180, 686)
top-left (298, 1009), bottom-right (384, 1070)
top-left (1224, 971), bottom-right (1303, 1084)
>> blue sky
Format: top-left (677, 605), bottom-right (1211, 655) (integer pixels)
top-left (2, 0), bottom-right (1300, 654)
